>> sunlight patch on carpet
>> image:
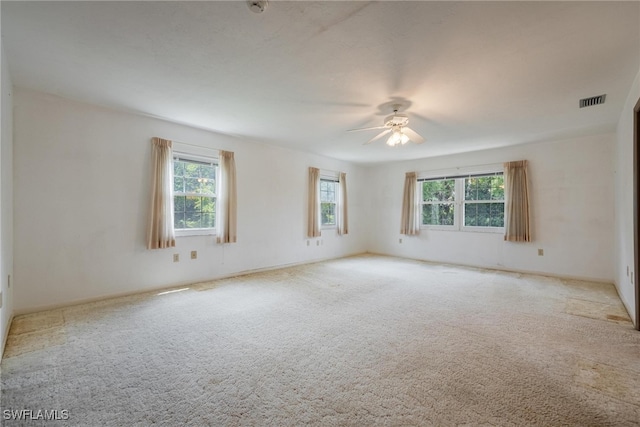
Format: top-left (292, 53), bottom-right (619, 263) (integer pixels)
top-left (573, 359), bottom-right (640, 405)
top-left (564, 298), bottom-right (632, 324)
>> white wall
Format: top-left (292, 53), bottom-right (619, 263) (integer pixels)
top-left (1, 41), bottom-right (15, 355)
top-left (614, 68), bottom-right (640, 325)
top-left (366, 134), bottom-right (615, 283)
top-left (13, 88), bottom-right (367, 313)
top-left (10, 86), bottom-right (629, 316)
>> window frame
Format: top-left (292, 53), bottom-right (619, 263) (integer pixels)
top-left (460, 172), bottom-right (505, 233)
top-left (420, 177), bottom-right (458, 230)
top-left (173, 151), bottom-right (218, 237)
top-left (320, 177), bottom-right (339, 229)
top-left (419, 168), bottom-right (505, 233)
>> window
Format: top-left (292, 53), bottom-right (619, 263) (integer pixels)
top-left (320, 179), bottom-right (337, 227)
top-left (422, 179), bottom-right (455, 226)
top-left (173, 154), bottom-right (217, 232)
top-left (464, 175), bottom-right (504, 227)
top-left (420, 171), bottom-right (504, 231)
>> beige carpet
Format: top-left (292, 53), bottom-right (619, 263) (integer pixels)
top-left (1, 254), bottom-right (639, 426)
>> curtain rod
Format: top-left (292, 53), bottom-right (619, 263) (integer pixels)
top-left (163, 138), bottom-right (220, 152)
top-left (317, 167), bottom-right (344, 175)
top-left (414, 161), bottom-right (503, 175)
top-left (418, 171), bottom-right (502, 182)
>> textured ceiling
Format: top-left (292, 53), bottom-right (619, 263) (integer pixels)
top-left (2, 1), bottom-right (639, 164)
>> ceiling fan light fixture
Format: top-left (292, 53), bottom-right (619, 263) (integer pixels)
top-left (386, 128), bottom-right (409, 146)
top-left (351, 102), bottom-right (425, 146)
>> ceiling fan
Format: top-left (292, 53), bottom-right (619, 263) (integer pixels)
top-left (348, 104), bottom-right (425, 146)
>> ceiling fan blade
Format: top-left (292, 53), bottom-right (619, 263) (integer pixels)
top-left (403, 127), bottom-right (425, 144)
top-left (347, 125), bottom-right (388, 132)
top-left (364, 129), bottom-right (391, 145)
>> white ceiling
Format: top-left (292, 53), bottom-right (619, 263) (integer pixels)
top-left (2, 1), bottom-right (639, 164)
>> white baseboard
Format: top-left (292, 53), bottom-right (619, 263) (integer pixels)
top-left (14, 251), bottom-right (368, 316)
top-left (1, 313), bottom-right (14, 362)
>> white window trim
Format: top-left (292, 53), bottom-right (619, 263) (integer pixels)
top-left (320, 176), bottom-right (339, 229)
top-left (419, 164), bottom-right (505, 233)
top-left (173, 149), bottom-right (219, 238)
top-left (419, 177), bottom-right (458, 231)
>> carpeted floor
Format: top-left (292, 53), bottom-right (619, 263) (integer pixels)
top-left (1, 254), bottom-right (639, 426)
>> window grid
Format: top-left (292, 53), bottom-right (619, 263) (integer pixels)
top-left (463, 175), bottom-right (505, 228)
top-left (420, 172), bottom-right (504, 230)
top-left (421, 179), bottom-right (456, 227)
top-left (173, 157), bottom-right (217, 230)
top-left (320, 179), bottom-right (337, 227)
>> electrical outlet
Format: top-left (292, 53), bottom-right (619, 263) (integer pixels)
top-left (173, 254), bottom-right (179, 262)
top-left (306, 240), bottom-right (310, 246)
top-left (191, 251), bottom-right (197, 260)
top-left (399, 238), bottom-right (403, 244)
top-left (7, 274), bottom-right (10, 288)
top-left (538, 249), bottom-right (544, 256)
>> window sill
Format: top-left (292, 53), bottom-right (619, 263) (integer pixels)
top-left (460, 227), bottom-right (504, 234)
top-left (421, 225), bottom-right (456, 231)
top-left (175, 229), bottom-right (216, 237)
top-left (421, 225), bottom-right (504, 234)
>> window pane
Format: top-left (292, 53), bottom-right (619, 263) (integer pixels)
top-left (184, 162), bottom-right (200, 178)
top-left (439, 204), bottom-right (454, 225)
top-left (185, 196), bottom-right (199, 212)
top-left (423, 180), bottom-right (454, 202)
top-left (423, 182), bottom-right (435, 201)
top-left (491, 176), bottom-right (505, 200)
top-left (464, 202), bottom-right (505, 228)
top-left (174, 161), bottom-right (185, 177)
top-left (465, 178), bottom-right (478, 200)
top-left (476, 178), bottom-right (492, 200)
top-left (464, 203), bottom-right (477, 226)
top-left (422, 204), bottom-right (434, 225)
top-left (477, 203), bottom-right (491, 226)
top-left (422, 203), bottom-right (454, 226)
top-left (173, 158), bottom-right (216, 230)
top-left (202, 165), bottom-right (216, 180)
top-left (198, 179), bottom-right (215, 195)
top-left (320, 181), bottom-right (336, 202)
top-left (174, 212), bottom-right (186, 229)
top-left (465, 175), bottom-right (504, 202)
top-left (491, 203), bottom-right (505, 227)
top-left (185, 211), bottom-right (202, 229)
top-left (173, 177), bottom-right (184, 193)
top-left (184, 177), bottom-right (200, 193)
top-left (174, 196), bottom-right (185, 212)
top-left (200, 196), bottom-right (215, 213)
top-left (321, 202), bottom-right (336, 225)
top-left (202, 213), bottom-right (215, 229)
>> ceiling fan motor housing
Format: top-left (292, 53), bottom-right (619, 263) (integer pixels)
top-left (384, 113), bottom-right (409, 127)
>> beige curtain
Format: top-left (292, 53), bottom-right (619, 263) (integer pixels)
top-left (400, 172), bottom-right (420, 235)
top-left (307, 167), bottom-right (321, 238)
top-left (147, 137), bottom-right (176, 249)
top-left (338, 172), bottom-right (349, 235)
top-left (504, 160), bottom-right (531, 242)
top-left (217, 150), bottom-right (237, 244)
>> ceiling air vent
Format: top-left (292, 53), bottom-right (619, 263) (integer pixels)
top-left (579, 94), bottom-right (606, 108)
